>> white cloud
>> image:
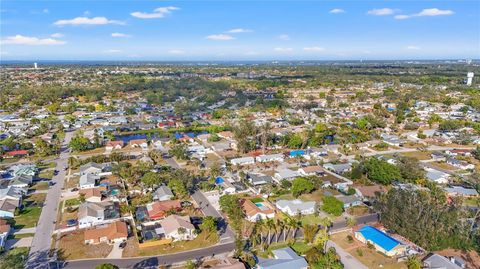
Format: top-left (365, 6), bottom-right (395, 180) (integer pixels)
top-left (168, 49), bottom-right (185, 54)
top-left (394, 15), bottom-right (410, 20)
top-left (1, 35), bottom-right (66, 45)
top-left (205, 34), bottom-right (235, 41)
top-left (367, 8), bottom-right (396, 16)
top-left (278, 34), bottom-right (290, 40)
top-left (111, 32), bottom-right (131, 38)
top-left (50, 33), bottom-right (64, 38)
top-left (406, 45), bottom-right (421, 50)
top-left (104, 49), bottom-right (121, 53)
top-left (395, 8), bottom-right (454, 20)
top-left (227, 28), bottom-right (252, 33)
top-left (274, 47), bottom-right (293, 52)
top-left (329, 9), bottom-right (345, 14)
top-left (54, 16), bottom-right (125, 26)
top-left (131, 6), bottom-right (179, 19)
top-left (303, 46), bottom-right (325, 52)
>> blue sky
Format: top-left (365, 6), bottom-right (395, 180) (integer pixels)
top-left (1, 1), bottom-right (479, 60)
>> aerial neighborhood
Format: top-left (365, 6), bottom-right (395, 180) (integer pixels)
top-left (0, 62), bottom-right (479, 269)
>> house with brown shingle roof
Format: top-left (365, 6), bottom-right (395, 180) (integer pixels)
top-left (84, 221), bottom-right (128, 245)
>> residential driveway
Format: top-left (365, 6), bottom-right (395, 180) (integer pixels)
top-left (5, 237), bottom-right (33, 249)
top-left (106, 242), bottom-right (124, 259)
top-left (326, 240), bottom-right (368, 269)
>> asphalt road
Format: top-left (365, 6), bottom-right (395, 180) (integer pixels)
top-left (62, 241), bottom-right (236, 269)
top-left (26, 131), bottom-right (74, 269)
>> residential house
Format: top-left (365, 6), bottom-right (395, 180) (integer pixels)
top-left (380, 133), bottom-right (402, 147)
top-left (79, 173), bottom-right (100, 189)
top-left (354, 226), bottom-right (406, 257)
top-left (159, 214), bottom-right (196, 241)
top-left (422, 253), bottom-right (463, 269)
top-left (444, 186), bottom-right (479, 198)
top-left (78, 201), bottom-right (119, 228)
top-left (357, 185), bottom-right (387, 199)
top-left (275, 199), bottom-right (316, 216)
top-left (153, 185), bottom-right (174, 201)
top-left (247, 173), bottom-right (273, 187)
top-left (146, 200), bottom-right (182, 220)
top-left (256, 154), bottom-right (284, 163)
top-left (215, 177), bottom-right (236, 195)
top-left (431, 152), bottom-right (446, 161)
top-left (0, 199), bottom-right (17, 218)
top-left (3, 150), bottom-right (29, 159)
top-left (129, 139), bottom-right (148, 150)
top-left (9, 164), bottom-right (37, 177)
top-left (105, 140), bottom-right (124, 151)
top-left (323, 163), bottom-right (352, 174)
top-left (0, 219), bottom-right (11, 249)
top-left (84, 221), bottom-right (128, 245)
top-left (446, 149), bottom-right (472, 157)
top-left (298, 166), bottom-right (324, 176)
top-left (289, 150), bottom-right (306, 158)
top-left (79, 162), bottom-right (111, 176)
top-left (446, 158), bottom-right (475, 170)
top-left (274, 168), bottom-right (300, 182)
top-left (217, 131), bottom-right (234, 140)
top-left (425, 168), bottom-right (450, 184)
top-left (79, 187), bottom-right (106, 203)
top-left (255, 247), bottom-right (308, 269)
top-left (337, 195), bottom-right (363, 209)
top-left (8, 174), bottom-right (33, 188)
top-left (230, 157), bottom-right (255, 166)
top-left (241, 199), bottom-right (275, 222)
top-left (0, 186), bottom-right (22, 206)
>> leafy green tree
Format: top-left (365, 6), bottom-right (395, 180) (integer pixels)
top-left (472, 146), bottom-right (480, 161)
top-left (141, 172), bottom-right (163, 188)
top-left (363, 157), bottom-right (402, 185)
top-left (168, 178), bottom-right (188, 198)
top-left (406, 255), bottom-right (421, 269)
top-left (291, 177), bottom-right (315, 197)
top-left (397, 157), bottom-right (425, 182)
top-left (201, 216), bottom-right (217, 235)
top-left (169, 143), bottom-right (188, 160)
top-left (321, 196), bottom-right (343, 216)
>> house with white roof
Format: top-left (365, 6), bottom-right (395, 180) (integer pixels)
top-left (230, 156), bottom-right (255, 166)
top-left (275, 199), bottom-right (316, 216)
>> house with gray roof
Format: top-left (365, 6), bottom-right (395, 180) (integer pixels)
top-left (323, 163), bottom-right (352, 174)
top-left (444, 186), bottom-right (479, 197)
top-left (255, 247), bottom-right (308, 269)
top-left (274, 168), bottom-right (300, 182)
top-left (275, 199), bottom-right (316, 216)
top-left (247, 173), bottom-right (272, 186)
top-left (80, 173), bottom-right (100, 189)
top-left (425, 167), bottom-right (450, 184)
top-left (337, 195), bottom-right (363, 209)
top-left (153, 185), bottom-right (174, 201)
top-left (422, 253), bottom-right (463, 269)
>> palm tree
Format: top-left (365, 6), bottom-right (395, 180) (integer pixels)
top-left (266, 218), bottom-right (274, 244)
top-left (275, 219), bottom-right (283, 243)
top-left (256, 219), bottom-right (265, 245)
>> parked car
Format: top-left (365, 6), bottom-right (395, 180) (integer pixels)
top-left (119, 241), bottom-right (127, 249)
top-left (66, 219), bottom-right (78, 227)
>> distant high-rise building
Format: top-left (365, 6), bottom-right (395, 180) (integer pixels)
top-left (466, 59), bottom-right (472, 65)
top-left (467, 72), bottom-right (474, 86)
top-left (34, 62), bottom-right (38, 69)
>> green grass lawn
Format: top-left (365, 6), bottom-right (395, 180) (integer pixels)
top-left (464, 197), bottom-right (480, 207)
top-left (64, 198), bottom-right (81, 207)
top-left (24, 193), bottom-right (47, 206)
top-left (257, 241), bottom-right (312, 258)
top-left (39, 169), bottom-right (54, 180)
top-left (36, 162), bottom-right (57, 169)
top-left (14, 206), bottom-right (42, 228)
top-left (0, 247), bottom-right (29, 269)
top-left (30, 182), bottom-right (49, 191)
top-left (301, 214), bottom-right (325, 226)
top-left (8, 233), bottom-right (35, 240)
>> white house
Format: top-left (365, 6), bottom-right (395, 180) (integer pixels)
top-left (255, 154), bottom-right (284, 163)
top-left (230, 157), bottom-right (255, 166)
top-left (78, 202), bottom-right (106, 228)
top-left (425, 168), bottom-right (450, 184)
top-left (275, 199), bottom-right (316, 216)
top-left (274, 168), bottom-right (300, 182)
top-left (79, 173), bottom-right (100, 189)
top-left (160, 215), bottom-right (196, 241)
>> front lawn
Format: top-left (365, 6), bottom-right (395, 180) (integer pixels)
top-left (30, 182), bottom-right (49, 191)
top-left (56, 230), bottom-right (113, 260)
top-left (0, 247), bottom-right (29, 269)
top-left (331, 231), bottom-right (407, 269)
top-left (123, 231), bottom-right (219, 257)
top-left (64, 198), bottom-right (81, 208)
top-left (15, 206), bottom-right (42, 228)
top-left (39, 169), bottom-right (54, 180)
